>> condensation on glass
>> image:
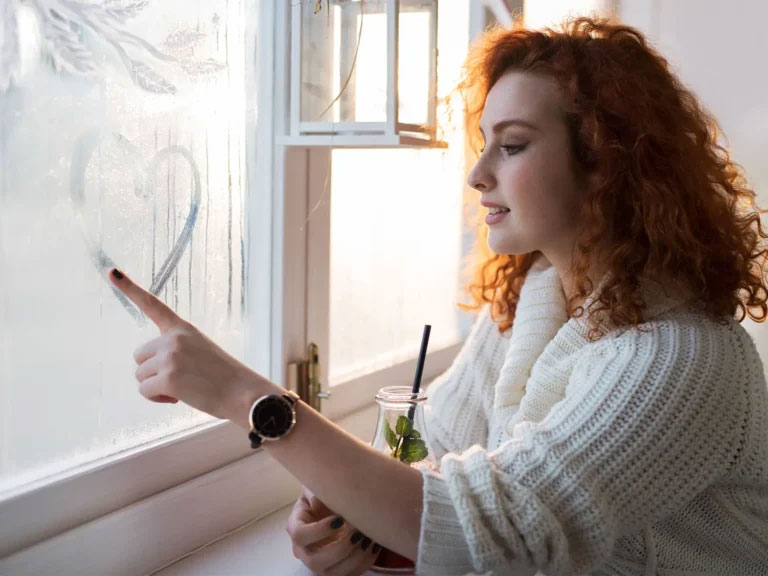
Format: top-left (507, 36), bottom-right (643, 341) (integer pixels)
top-left (0, 0), bottom-right (250, 494)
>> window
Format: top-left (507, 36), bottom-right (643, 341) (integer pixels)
top-left (0, 0), bottom-right (273, 562)
top-left (328, 147), bottom-right (471, 385)
top-left (0, 0), bottom-right (480, 571)
top-left (0, 0), bottom-right (260, 494)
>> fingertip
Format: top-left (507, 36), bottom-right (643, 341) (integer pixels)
top-left (111, 268), bottom-right (125, 281)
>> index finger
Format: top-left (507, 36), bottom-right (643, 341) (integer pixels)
top-left (109, 268), bottom-right (185, 333)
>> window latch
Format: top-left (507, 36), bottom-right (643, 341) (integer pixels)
top-left (287, 342), bottom-right (331, 411)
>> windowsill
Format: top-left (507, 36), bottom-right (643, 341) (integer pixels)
top-left (150, 401), bottom-right (386, 575)
top-left (153, 502), bottom-right (380, 576)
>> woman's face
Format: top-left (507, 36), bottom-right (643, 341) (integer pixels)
top-left (467, 70), bottom-right (588, 266)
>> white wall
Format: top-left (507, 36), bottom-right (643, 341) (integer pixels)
top-left (621, 0), bottom-right (768, 359)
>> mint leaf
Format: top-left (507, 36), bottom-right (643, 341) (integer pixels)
top-left (383, 419), bottom-right (397, 450)
top-left (410, 429), bottom-right (421, 439)
top-left (399, 438), bottom-right (428, 463)
top-left (396, 415), bottom-right (413, 437)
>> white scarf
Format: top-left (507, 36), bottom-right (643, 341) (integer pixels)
top-left (492, 254), bottom-right (687, 429)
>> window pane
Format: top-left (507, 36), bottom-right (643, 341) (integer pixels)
top-left (0, 0), bottom-right (255, 494)
top-left (327, 1), bottom-right (472, 386)
top-left (329, 147), bottom-right (472, 386)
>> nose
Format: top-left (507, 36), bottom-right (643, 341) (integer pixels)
top-left (467, 156), bottom-right (495, 192)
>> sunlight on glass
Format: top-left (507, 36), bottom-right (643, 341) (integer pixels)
top-left (353, 12), bottom-right (387, 121)
top-left (328, 1), bottom-right (471, 386)
top-left (352, 10), bottom-right (430, 124)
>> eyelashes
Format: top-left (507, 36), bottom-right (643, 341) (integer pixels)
top-left (501, 143), bottom-right (527, 156)
top-left (478, 143), bottom-right (528, 157)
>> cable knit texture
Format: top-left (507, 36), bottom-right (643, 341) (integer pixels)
top-left (418, 255), bottom-right (768, 575)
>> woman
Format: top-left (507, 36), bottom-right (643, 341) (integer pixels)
top-left (111, 16), bottom-right (768, 576)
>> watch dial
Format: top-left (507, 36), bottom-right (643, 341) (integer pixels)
top-left (253, 396), bottom-right (294, 438)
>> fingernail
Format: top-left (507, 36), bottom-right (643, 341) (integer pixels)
top-left (372, 543), bottom-right (381, 554)
top-left (350, 531), bottom-right (363, 544)
top-left (330, 517), bottom-right (344, 529)
top-left (360, 536), bottom-right (371, 551)
top-left (112, 268), bottom-right (124, 280)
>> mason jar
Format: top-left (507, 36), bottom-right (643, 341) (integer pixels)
top-left (369, 385), bottom-right (437, 574)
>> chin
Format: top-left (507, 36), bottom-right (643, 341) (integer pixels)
top-left (487, 231), bottom-right (523, 256)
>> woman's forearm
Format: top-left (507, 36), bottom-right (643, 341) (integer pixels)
top-left (230, 374), bottom-right (425, 561)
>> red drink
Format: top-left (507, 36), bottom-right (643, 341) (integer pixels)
top-left (372, 546), bottom-right (415, 574)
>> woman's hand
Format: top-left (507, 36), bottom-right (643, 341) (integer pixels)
top-left (108, 268), bottom-right (268, 426)
top-left (286, 485), bottom-right (381, 576)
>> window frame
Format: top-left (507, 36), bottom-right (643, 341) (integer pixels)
top-left (0, 1), bottom-right (482, 572)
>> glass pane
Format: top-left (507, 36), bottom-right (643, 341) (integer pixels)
top-left (350, 7), bottom-right (388, 122)
top-left (398, 2), bottom-right (436, 126)
top-left (329, 148), bottom-right (467, 385)
top-left (300, 0), bottom-right (436, 128)
top-left (328, 1), bottom-right (472, 386)
top-left (301, 0), bottom-right (390, 124)
top-left (0, 0), bottom-right (256, 494)
top-left (300, 0), bottom-right (340, 122)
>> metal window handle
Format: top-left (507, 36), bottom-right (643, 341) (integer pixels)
top-left (287, 342), bottom-right (331, 411)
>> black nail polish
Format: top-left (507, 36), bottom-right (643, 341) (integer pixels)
top-left (372, 543), bottom-right (381, 554)
top-left (360, 537), bottom-right (371, 551)
top-left (112, 268), bottom-right (124, 280)
top-left (330, 517), bottom-right (344, 529)
top-left (350, 531), bottom-right (363, 544)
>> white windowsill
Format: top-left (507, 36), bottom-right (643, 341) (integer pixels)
top-left (153, 502), bottom-right (380, 576)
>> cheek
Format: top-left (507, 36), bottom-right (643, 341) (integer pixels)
top-left (501, 150), bottom-right (580, 215)
top-left (498, 157), bottom-right (546, 214)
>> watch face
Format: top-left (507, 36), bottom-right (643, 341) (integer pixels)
top-left (252, 395), bottom-right (294, 439)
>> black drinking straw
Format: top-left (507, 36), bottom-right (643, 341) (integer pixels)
top-left (407, 324), bottom-right (431, 421)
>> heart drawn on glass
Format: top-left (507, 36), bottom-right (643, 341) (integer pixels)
top-left (69, 128), bottom-right (201, 326)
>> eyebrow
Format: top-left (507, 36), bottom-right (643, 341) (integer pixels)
top-left (478, 119), bottom-right (539, 138)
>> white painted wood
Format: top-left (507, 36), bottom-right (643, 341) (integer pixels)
top-left (322, 343), bottom-right (463, 422)
top-left (0, 403), bottom-right (380, 575)
top-left (305, 148), bottom-right (333, 412)
top-left (0, 420), bottom-right (252, 558)
top-left (426, 0), bottom-right (438, 128)
top-left (386, 0), bottom-right (399, 137)
top-left (153, 404), bottom-right (382, 576)
top-left (277, 134), bottom-right (446, 147)
top-left (289, 0), bottom-right (301, 138)
top-left (280, 146), bottom-right (310, 389)
top-left (299, 121), bottom-right (389, 134)
top-left (0, 449), bottom-right (300, 575)
top-left (247, 0), bottom-right (275, 380)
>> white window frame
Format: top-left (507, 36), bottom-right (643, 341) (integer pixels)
top-left (0, 2), bottom-right (482, 573)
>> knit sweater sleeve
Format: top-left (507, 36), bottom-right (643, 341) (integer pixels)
top-left (423, 304), bottom-right (508, 462)
top-left (416, 317), bottom-right (750, 576)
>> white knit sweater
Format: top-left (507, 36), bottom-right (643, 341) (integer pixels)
top-left (417, 255), bottom-right (768, 575)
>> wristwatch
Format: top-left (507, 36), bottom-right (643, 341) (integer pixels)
top-left (248, 389), bottom-right (301, 449)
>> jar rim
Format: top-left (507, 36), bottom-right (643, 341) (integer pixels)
top-left (375, 385), bottom-right (427, 403)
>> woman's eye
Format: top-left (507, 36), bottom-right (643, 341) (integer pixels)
top-left (501, 143), bottom-right (526, 156)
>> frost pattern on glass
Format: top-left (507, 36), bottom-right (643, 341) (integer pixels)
top-left (0, 0), bottom-right (249, 494)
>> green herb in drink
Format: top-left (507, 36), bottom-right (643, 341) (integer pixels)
top-left (382, 415), bottom-right (429, 464)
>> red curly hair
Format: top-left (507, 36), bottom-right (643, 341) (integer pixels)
top-left (456, 16), bottom-right (768, 341)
